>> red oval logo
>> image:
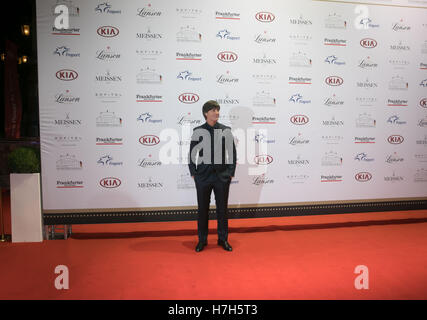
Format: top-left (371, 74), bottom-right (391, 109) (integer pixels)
top-left (139, 135), bottom-right (160, 146)
top-left (325, 76), bottom-right (343, 86)
top-left (290, 115), bottom-right (309, 125)
top-left (217, 51), bottom-right (238, 62)
top-left (254, 155), bottom-right (273, 165)
top-left (100, 177), bottom-right (121, 188)
top-left (56, 69), bottom-right (78, 81)
top-left (255, 12), bottom-right (275, 22)
top-left (355, 172), bottom-right (372, 182)
top-left (388, 135), bottom-right (404, 144)
top-left (97, 26), bottom-right (119, 38)
top-left (360, 38), bottom-right (377, 48)
top-left (179, 93), bottom-right (199, 104)
top-left (420, 98), bottom-right (427, 108)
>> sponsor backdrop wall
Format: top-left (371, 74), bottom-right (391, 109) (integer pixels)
top-left (36, 0), bottom-right (427, 219)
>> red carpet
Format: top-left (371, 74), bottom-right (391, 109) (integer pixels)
top-left (0, 190), bottom-right (426, 300)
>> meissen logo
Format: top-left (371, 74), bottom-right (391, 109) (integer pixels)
top-left (355, 172), bottom-right (372, 182)
top-left (54, 113), bottom-right (81, 126)
top-left (95, 70), bottom-right (122, 83)
top-left (322, 116), bottom-right (344, 127)
top-left (255, 12), bottom-right (275, 23)
top-left (53, 46), bottom-right (80, 58)
top-left (288, 155), bottom-right (310, 166)
top-left (290, 15), bottom-right (312, 25)
top-left (215, 94), bottom-right (240, 105)
top-left (136, 28), bottom-right (162, 40)
top-left (56, 69), bottom-right (78, 81)
top-left (360, 38), bottom-right (377, 48)
top-left (388, 135), bottom-right (404, 144)
top-left (325, 76), bottom-right (343, 86)
top-left (137, 177), bottom-right (163, 190)
top-left (139, 135), bottom-right (160, 146)
top-left (100, 177), bottom-right (121, 189)
top-left (253, 53), bottom-right (277, 65)
top-left (217, 51), bottom-right (238, 62)
top-left (97, 26), bottom-right (119, 38)
top-left (324, 38), bottom-right (347, 46)
top-left (55, 90), bottom-right (80, 104)
top-left (384, 172), bottom-right (404, 183)
top-left (179, 93), bottom-right (199, 104)
top-left (356, 78), bottom-right (378, 89)
top-left (390, 40), bottom-right (410, 51)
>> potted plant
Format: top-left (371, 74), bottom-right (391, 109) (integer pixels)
top-left (8, 147), bottom-right (43, 242)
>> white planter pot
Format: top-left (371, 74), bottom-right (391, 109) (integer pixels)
top-left (10, 173), bottom-right (43, 242)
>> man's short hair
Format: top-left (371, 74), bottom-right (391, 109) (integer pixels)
top-left (202, 100), bottom-right (220, 119)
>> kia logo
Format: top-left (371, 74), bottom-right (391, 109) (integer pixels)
top-left (139, 135), bottom-right (160, 146)
top-left (325, 76), bottom-right (343, 86)
top-left (56, 69), bottom-right (78, 81)
top-left (388, 135), bottom-right (404, 144)
top-left (97, 26), bottom-right (119, 38)
top-left (179, 93), bottom-right (199, 104)
top-left (100, 177), bottom-right (121, 188)
top-left (255, 12), bottom-right (275, 22)
top-left (355, 172), bottom-right (372, 182)
top-left (360, 38), bottom-right (377, 48)
top-left (290, 115), bottom-right (309, 125)
top-left (254, 155), bottom-right (273, 165)
top-left (217, 51), bottom-right (238, 62)
top-left (420, 98), bottom-right (427, 108)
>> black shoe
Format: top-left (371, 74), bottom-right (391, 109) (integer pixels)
top-left (217, 240), bottom-right (232, 251)
top-left (195, 241), bottom-right (207, 252)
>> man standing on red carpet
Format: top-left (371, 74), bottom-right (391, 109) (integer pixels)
top-left (189, 100), bottom-right (237, 252)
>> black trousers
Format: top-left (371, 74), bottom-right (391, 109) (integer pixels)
top-left (194, 174), bottom-right (231, 243)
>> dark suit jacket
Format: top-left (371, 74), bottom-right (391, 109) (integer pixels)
top-left (188, 121), bottom-right (236, 182)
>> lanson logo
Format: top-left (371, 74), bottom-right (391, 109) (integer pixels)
top-left (290, 115), bottom-right (309, 125)
top-left (56, 69), bottom-right (78, 81)
top-left (217, 51), bottom-right (238, 62)
top-left (355, 172), bottom-right (372, 182)
top-left (139, 135), bottom-right (160, 146)
top-left (254, 154), bottom-right (273, 165)
top-left (325, 76), bottom-right (343, 86)
top-left (179, 93), bottom-right (199, 104)
top-left (99, 177), bottom-right (121, 188)
top-left (255, 12), bottom-right (275, 23)
top-left (360, 38), bottom-right (377, 48)
top-left (388, 135), bottom-right (404, 144)
top-left (97, 26), bottom-right (119, 37)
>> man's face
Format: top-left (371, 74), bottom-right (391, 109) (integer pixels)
top-left (205, 108), bottom-right (220, 123)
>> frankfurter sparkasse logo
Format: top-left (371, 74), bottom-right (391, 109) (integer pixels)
top-left (255, 12), bottom-right (275, 23)
top-left (360, 38), bottom-right (377, 48)
top-left (139, 135), bottom-right (160, 146)
top-left (325, 76), bottom-right (343, 86)
top-left (217, 51), bottom-right (238, 62)
top-left (355, 172), bottom-right (372, 182)
top-left (179, 93), bottom-right (199, 104)
top-left (56, 69), bottom-right (78, 81)
top-left (254, 154), bottom-right (273, 165)
top-left (100, 177), bottom-right (121, 188)
top-left (97, 26), bottom-right (119, 37)
top-left (388, 135), bottom-right (404, 144)
top-left (290, 115), bottom-right (309, 125)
